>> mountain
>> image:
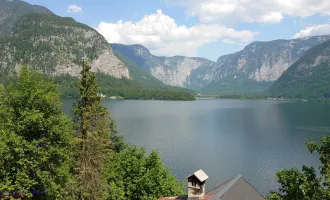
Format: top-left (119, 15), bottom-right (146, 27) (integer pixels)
top-left (0, 1), bottom-right (129, 80)
top-left (111, 36), bottom-right (330, 94)
top-left (110, 43), bottom-right (215, 90)
top-left (0, 0), bottom-right (53, 37)
top-left (202, 35), bottom-right (330, 94)
top-left (113, 50), bottom-right (174, 89)
top-left (270, 39), bottom-right (330, 99)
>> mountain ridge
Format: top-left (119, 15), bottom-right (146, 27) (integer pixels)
top-left (112, 35), bottom-right (330, 94)
top-left (270, 39), bottom-right (330, 98)
top-left (110, 43), bottom-right (215, 90)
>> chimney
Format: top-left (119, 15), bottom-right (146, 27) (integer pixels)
top-left (186, 169), bottom-right (209, 199)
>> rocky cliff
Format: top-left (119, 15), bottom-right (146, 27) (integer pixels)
top-left (112, 35), bottom-right (330, 94)
top-left (270, 39), bottom-right (330, 98)
top-left (110, 44), bottom-right (214, 90)
top-left (0, 1), bottom-right (129, 79)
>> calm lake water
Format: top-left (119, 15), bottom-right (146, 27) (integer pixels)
top-left (62, 99), bottom-right (330, 196)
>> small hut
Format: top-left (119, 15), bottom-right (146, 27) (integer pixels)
top-left (186, 169), bottom-right (209, 199)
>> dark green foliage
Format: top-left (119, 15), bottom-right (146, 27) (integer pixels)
top-left (268, 136), bottom-right (330, 199)
top-left (73, 61), bottom-right (185, 199)
top-left (268, 167), bottom-right (323, 200)
top-left (0, 66), bottom-right (74, 199)
top-left (55, 72), bottom-right (195, 100)
top-left (106, 146), bottom-right (185, 200)
top-left (0, 64), bottom-right (187, 200)
top-left (73, 61), bottom-right (111, 199)
top-left (202, 75), bottom-right (274, 95)
top-left (97, 72), bottom-right (195, 100)
top-left (15, 72), bottom-right (195, 100)
top-left (270, 40), bottom-right (330, 99)
top-left (54, 74), bottom-right (80, 98)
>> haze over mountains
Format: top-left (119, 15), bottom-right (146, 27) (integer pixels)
top-left (1, 0), bottom-right (330, 99)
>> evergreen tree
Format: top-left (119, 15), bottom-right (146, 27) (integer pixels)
top-left (73, 61), bottom-right (111, 200)
top-left (0, 66), bottom-right (74, 199)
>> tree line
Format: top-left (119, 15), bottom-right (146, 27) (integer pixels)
top-left (55, 72), bottom-right (195, 101)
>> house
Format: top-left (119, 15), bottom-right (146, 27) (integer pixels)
top-left (158, 170), bottom-right (265, 200)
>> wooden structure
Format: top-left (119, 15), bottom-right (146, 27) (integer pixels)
top-left (186, 169), bottom-right (209, 199)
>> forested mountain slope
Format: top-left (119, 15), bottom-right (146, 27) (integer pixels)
top-left (270, 40), bottom-right (330, 99)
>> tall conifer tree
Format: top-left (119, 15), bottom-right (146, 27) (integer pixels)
top-left (73, 61), bottom-right (110, 200)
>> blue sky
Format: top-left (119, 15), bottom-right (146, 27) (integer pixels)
top-left (24, 0), bottom-right (330, 61)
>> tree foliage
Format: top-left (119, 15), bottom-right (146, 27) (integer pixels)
top-left (0, 64), bottom-right (185, 200)
top-left (268, 135), bottom-right (330, 199)
top-left (106, 146), bottom-right (185, 200)
top-left (73, 61), bottom-right (111, 199)
top-left (0, 66), bottom-right (73, 199)
top-left (54, 72), bottom-right (195, 101)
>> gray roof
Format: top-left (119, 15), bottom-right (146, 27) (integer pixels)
top-left (186, 169), bottom-right (209, 182)
top-left (209, 174), bottom-right (265, 200)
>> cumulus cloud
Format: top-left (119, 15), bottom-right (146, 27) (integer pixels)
top-left (293, 24), bottom-right (330, 38)
top-left (96, 10), bottom-right (258, 57)
top-left (67, 4), bottom-right (83, 13)
top-left (167, 0), bottom-right (330, 24)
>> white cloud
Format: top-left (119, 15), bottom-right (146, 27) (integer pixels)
top-left (222, 39), bottom-right (235, 44)
top-left (293, 24), bottom-right (330, 38)
top-left (167, 0), bottom-right (330, 24)
top-left (67, 4), bottom-right (83, 13)
top-left (96, 10), bottom-right (258, 57)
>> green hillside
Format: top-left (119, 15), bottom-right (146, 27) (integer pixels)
top-left (202, 74), bottom-right (273, 95)
top-left (0, 0), bottom-right (53, 37)
top-left (270, 40), bottom-right (330, 99)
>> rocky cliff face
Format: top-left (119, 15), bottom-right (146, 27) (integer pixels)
top-left (209, 36), bottom-right (330, 83)
top-left (0, 1), bottom-right (129, 79)
top-left (270, 39), bottom-right (330, 98)
top-left (110, 44), bottom-right (214, 89)
top-left (112, 35), bottom-right (330, 93)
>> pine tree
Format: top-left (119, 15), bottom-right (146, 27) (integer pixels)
top-left (73, 61), bottom-right (110, 200)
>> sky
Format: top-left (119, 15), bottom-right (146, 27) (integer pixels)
top-left (23, 0), bottom-right (330, 61)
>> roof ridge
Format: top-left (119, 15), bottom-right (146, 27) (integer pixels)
top-left (210, 174), bottom-right (242, 200)
top-left (240, 176), bottom-right (265, 198)
top-left (206, 177), bottom-right (234, 194)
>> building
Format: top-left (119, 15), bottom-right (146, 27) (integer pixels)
top-left (158, 170), bottom-right (265, 200)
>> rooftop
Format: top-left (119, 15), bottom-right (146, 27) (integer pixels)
top-left (159, 174), bottom-right (265, 200)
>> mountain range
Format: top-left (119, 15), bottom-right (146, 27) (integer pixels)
top-left (111, 35), bottom-right (330, 95)
top-left (1, 0), bottom-right (330, 99)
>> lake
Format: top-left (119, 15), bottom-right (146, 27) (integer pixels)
top-left (62, 99), bottom-right (330, 196)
